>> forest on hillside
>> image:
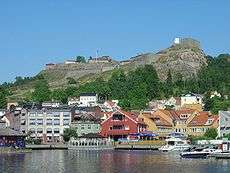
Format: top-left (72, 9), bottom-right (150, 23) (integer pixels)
top-left (0, 54), bottom-right (229, 113)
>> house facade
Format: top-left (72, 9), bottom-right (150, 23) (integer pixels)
top-left (139, 109), bottom-right (218, 137)
top-left (187, 112), bottom-right (219, 136)
top-left (79, 93), bottom-right (98, 107)
top-left (71, 113), bottom-right (101, 137)
top-left (0, 120), bottom-right (26, 148)
top-left (26, 109), bottom-right (71, 143)
top-left (100, 110), bottom-right (146, 141)
top-left (180, 93), bottom-right (203, 111)
top-left (219, 111), bottom-right (230, 137)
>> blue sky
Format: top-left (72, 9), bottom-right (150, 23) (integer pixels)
top-left (0, 0), bottom-right (230, 83)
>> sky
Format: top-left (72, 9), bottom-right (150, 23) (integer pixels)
top-left (0, 0), bottom-right (230, 83)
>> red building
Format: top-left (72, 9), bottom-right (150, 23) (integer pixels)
top-left (100, 110), bottom-right (146, 141)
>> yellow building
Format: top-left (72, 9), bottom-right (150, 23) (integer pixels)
top-left (139, 109), bottom-right (219, 137)
top-left (187, 112), bottom-right (219, 136)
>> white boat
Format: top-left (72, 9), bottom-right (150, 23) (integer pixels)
top-left (180, 148), bottom-right (223, 158)
top-left (159, 137), bottom-right (191, 152)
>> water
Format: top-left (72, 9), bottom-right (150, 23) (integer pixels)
top-left (0, 150), bottom-right (230, 173)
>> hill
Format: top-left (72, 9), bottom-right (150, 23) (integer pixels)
top-left (6, 38), bottom-right (208, 101)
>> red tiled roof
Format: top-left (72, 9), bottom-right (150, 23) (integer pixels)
top-left (188, 112), bottom-right (218, 126)
top-left (161, 109), bottom-right (196, 120)
top-left (117, 110), bottom-right (146, 125)
top-left (144, 112), bottom-right (172, 127)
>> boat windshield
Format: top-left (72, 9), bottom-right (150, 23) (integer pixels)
top-left (168, 141), bottom-right (175, 145)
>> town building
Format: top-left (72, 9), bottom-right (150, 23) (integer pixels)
top-left (187, 112), bottom-right (219, 136)
top-left (100, 110), bottom-right (146, 141)
top-left (139, 111), bottom-right (173, 137)
top-left (71, 113), bottom-right (101, 137)
top-left (219, 111), bottom-right (230, 137)
top-left (45, 63), bottom-right (56, 70)
top-left (88, 56), bottom-right (112, 63)
top-left (68, 97), bottom-right (80, 106)
top-left (42, 101), bottom-right (61, 108)
top-left (119, 60), bottom-right (131, 65)
top-left (26, 109), bottom-right (71, 143)
top-left (210, 91), bottom-right (221, 98)
top-left (181, 93), bottom-right (203, 106)
top-left (65, 60), bottom-right (77, 64)
top-left (139, 109), bottom-right (214, 137)
top-left (101, 100), bottom-right (120, 112)
top-left (0, 109), bottom-right (6, 117)
top-left (0, 120), bottom-right (26, 148)
top-left (180, 93), bottom-right (203, 111)
top-left (79, 93), bottom-right (98, 107)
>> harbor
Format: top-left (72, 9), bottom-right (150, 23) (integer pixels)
top-left (1, 150), bottom-right (230, 173)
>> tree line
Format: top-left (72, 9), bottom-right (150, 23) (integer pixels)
top-left (0, 54), bottom-right (229, 112)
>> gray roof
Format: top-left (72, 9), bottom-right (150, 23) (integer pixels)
top-left (0, 128), bottom-right (25, 137)
top-left (80, 93), bottom-right (97, 96)
top-left (219, 111), bottom-right (230, 117)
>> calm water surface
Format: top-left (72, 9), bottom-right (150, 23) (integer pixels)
top-left (0, 150), bottom-right (230, 173)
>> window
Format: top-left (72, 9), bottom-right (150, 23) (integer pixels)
top-left (220, 127), bottom-right (225, 130)
top-left (46, 128), bottom-right (52, 134)
top-left (63, 112), bottom-right (70, 117)
top-left (63, 119), bottom-right (70, 125)
top-left (112, 114), bottom-right (124, 121)
top-left (226, 127), bottom-right (230, 130)
top-left (46, 119), bottom-right (52, 125)
top-left (53, 112), bottom-right (60, 117)
top-left (37, 128), bottom-right (43, 133)
top-left (112, 125), bottom-right (123, 130)
top-left (37, 119), bottom-right (43, 125)
top-left (81, 125), bottom-right (85, 130)
top-left (29, 119), bottom-right (36, 125)
top-left (53, 119), bottom-right (60, 125)
top-left (54, 128), bottom-right (60, 134)
top-left (29, 113), bottom-right (36, 117)
top-left (29, 128), bottom-right (35, 133)
top-left (88, 125), bottom-right (91, 129)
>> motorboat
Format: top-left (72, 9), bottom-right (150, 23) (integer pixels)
top-left (159, 137), bottom-right (191, 152)
top-left (180, 148), bottom-right (223, 158)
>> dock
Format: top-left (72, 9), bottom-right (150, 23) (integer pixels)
top-left (115, 144), bottom-right (160, 150)
top-left (26, 144), bottom-right (68, 150)
top-left (210, 153), bottom-right (230, 159)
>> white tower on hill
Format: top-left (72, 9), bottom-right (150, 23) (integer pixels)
top-left (174, 37), bottom-right (180, 44)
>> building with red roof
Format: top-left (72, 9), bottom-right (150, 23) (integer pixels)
top-left (100, 109), bottom-right (146, 141)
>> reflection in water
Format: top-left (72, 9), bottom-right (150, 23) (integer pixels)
top-left (1, 150), bottom-right (230, 173)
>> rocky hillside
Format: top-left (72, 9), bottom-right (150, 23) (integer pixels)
top-left (127, 38), bottom-right (207, 80)
top-left (8, 38), bottom-right (208, 100)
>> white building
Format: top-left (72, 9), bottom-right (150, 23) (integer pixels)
top-left (0, 109), bottom-right (6, 117)
top-left (26, 109), bottom-right (71, 143)
top-left (181, 93), bottom-right (203, 106)
top-left (79, 93), bottom-right (98, 107)
top-left (68, 97), bottom-right (80, 106)
top-left (65, 60), bottom-right (76, 64)
top-left (174, 37), bottom-right (180, 44)
top-left (42, 102), bottom-right (60, 108)
top-left (210, 91), bottom-right (221, 98)
top-left (219, 111), bottom-right (230, 137)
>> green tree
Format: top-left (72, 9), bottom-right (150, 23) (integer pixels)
top-left (66, 77), bottom-right (77, 85)
top-left (31, 79), bottom-right (51, 103)
top-left (0, 87), bottom-right (7, 109)
top-left (108, 69), bottom-right (127, 99)
top-left (63, 128), bottom-right (78, 142)
top-left (76, 56), bottom-right (86, 63)
top-left (204, 128), bottom-right (218, 139)
top-left (51, 88), bottom-right (68, 103)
